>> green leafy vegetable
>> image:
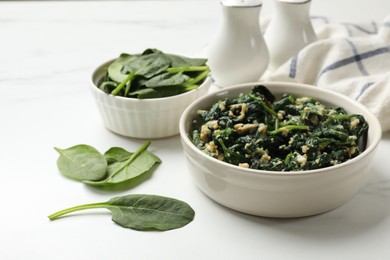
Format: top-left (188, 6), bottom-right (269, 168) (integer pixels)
top-left (99, 48), bottom-right (210, 99)
top-left (48, 194), bottom-right (195, 231)
top-left (108, 53), bottom-right (137, 83)
top-left (83, 143), bottom-right (161, 186)
top-left (54, 141), bottom-right (161, 187)
top-left (54, 145), bottom-right (107, 181)
top-left (123, 52), bottom-right (171, 78)
top-left (167, 53), bottom-right (207, 67)
top-left (191, 85), bottom-right (369, 171)
top-left (103, 147), bottom-right (132, 163)
top-left (144, 72), bottom-right (190, 88)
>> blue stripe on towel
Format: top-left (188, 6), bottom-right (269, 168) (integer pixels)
top-left (289, 54), bottom-right (299, 79)
top-left (318, 45), bottom-right (390, 80)
top-left (346, 39), bottom-right (369, 76)
top-left (344, 22), bottom-right (378, 35)
top-left (356, 82), bottom-right (375, 100)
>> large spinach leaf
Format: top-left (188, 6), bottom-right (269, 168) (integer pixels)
top-left (48, 194), bottom-right (195, 231)
top-left (54, 145), bottom-right (107, 181)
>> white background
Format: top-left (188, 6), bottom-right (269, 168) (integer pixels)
top-left (1, 1), bottom-right (390, 259)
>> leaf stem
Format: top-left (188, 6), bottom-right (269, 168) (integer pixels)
top-left (166, 66), bottom-right (208, 73)
top-left (124, 77), bottom-right (133, 97)
top-left (323, 114), bottom-right (351, 126)
top-left (185, 68), bottom-right (210, 86)
top-left (248, 93), bottom-right (278, 118)
top-left (111, 71), bottom-right (136, 96)
top-left (217, 138), bottom-right (229, 156)
top-left (48, 202), bottom-right (107, 220)
top-left (269, 125), bottom-right (309, 135)
top-left (182, 85), bottom-right (198, 92)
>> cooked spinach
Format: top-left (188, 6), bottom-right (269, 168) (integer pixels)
top-left (99, 48), bottom-right (210, 99)
top-left (48, 194), bottom-right (195, 231)
top-left (190, 85), bottom-right (369, 171)
top-left (55, 141), bottom-right (161, 186)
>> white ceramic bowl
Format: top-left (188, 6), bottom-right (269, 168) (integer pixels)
top-left (179, 82), bottom-right (382, 218)
top-left (91, 60), bottom-right (211, 139)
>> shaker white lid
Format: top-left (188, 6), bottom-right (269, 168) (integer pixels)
top-left (221, 0), bottom-right (262, 7)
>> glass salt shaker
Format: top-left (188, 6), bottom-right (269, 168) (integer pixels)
top-left (207, 0), bottom-right (269, 88)
top-left (264, 0), bottom-right (317, 71)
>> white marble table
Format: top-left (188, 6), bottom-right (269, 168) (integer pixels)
top-left (1, 1), bottom-right (390, 259)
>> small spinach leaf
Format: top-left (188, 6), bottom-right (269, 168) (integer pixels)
top-left (128, 86), bottom-right (182, 99)
top-left (107, 53), bottom-right (137, 83)
top-left (111, 52), bottom-right (171, 95)
top-left (99, 81), bottom-right (117, 93)
top-left (167, 53), bottom-right (207, 67)
top-left (84, 149), bottom-right (161, 186)
top-left (54, 145), bottom-right (107, 181)
top-left (144, 72), bottom-right (190, 88)
top-left (48, 194), bottom-right (195, 231)
top-left (122, 52), bottom-right (171, 79)
top-left (103, 147), bottom-right (133, 164)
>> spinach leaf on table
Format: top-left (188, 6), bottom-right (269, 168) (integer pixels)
top-left (83, 145), bottom-right (161, 186)
top-left (48, 194), bottom-right (195, 231)
top-left (54, 145), bottom-right (107, 181)
top-left (103, 147), bottom-right (132, 163)
top-left (54, 141), bottom-right (161, 188)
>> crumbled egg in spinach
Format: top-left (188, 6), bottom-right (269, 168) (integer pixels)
top-left (190, 85), bottom-right (369, 171)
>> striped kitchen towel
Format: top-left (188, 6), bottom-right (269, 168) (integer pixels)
top-left (264, 16), bottom-right (390, 132)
